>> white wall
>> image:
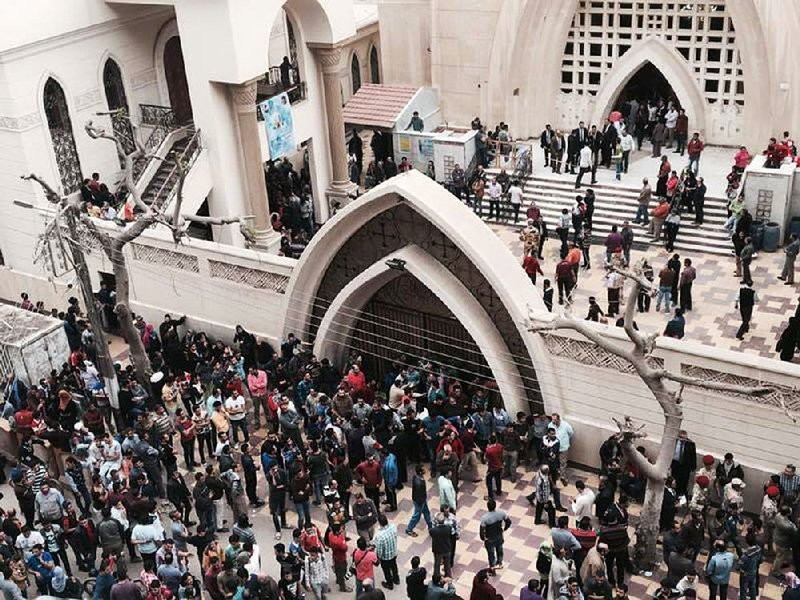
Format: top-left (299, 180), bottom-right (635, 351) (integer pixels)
top-left (532, 323), bottom-right (800, 513)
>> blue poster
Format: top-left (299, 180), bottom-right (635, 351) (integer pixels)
top-left (260, 92), bottom-right (295, 159)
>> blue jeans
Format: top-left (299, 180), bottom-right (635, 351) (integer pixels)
top-left (406, 501), bottom-right (433, 533)
top-left (656, 286), bottom-right (672, 312)
top-left (294, 500), bottom-right (311, 528)
top-left (688, 155), bottom-right (700, 175)
top-left (485, 538), bottom-right (504, 567)
top-left (312, 475), bottom-right (329, 504)
top-left (634, 205), bottom-right (649, 224)
top-left (739, 574), bottom-right (757, 600)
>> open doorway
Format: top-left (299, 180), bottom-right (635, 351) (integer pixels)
top-left (613, 62), bottom-right (680, 110)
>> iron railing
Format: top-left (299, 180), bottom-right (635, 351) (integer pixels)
top-left (148, 129), bottom-right (203, 209)
top-left (133, 105), bottom-right (180, 183)
top-left (257, 64), bottom-right (306, 110)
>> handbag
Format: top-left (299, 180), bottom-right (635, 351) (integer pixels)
top-left (349, 549), bottom-right (366, 576)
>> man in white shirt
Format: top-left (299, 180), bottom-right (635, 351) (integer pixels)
top-left (16, 527), bottom-right (45, 560)
top-left (664, 105), bottom-right (679, 148)
top-left (225, 394), bottom-right (249, 444)
top-left (487, 179), bottom-right (503, 220)
top-left (575, 144), bottom-right (593, 189)
top-left (570, 480), bottom-right (596, 521)
top-left (619, 130), bottom-right (634, 174)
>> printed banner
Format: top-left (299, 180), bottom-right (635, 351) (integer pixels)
top-left (259, 92), bottom-right (295, 159)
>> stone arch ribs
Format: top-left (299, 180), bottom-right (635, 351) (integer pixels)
top-left (313, 245), bottom-right (528, 411)
top-left (283, 170), bottom-right (553, 415)
top-left (590, 37), bottom-right (707, 137)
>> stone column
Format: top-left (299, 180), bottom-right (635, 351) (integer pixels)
top-left (316, 47), bottom-right (357, 210)
top-left (230, 79), bottom-right (276, 247)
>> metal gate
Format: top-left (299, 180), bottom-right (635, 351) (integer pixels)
top-left (350, 300), bottom-right (492, 385)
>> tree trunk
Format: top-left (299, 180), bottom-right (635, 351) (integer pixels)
top-left (66, 208), bottom-right (116, 384)
top-left (630, 392), bottom-right (683, 570)
top-left (110, 244), bottom-right (152, 383)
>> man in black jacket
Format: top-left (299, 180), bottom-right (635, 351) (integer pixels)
top-left (405, 556), bottom-right (427, 600)
top-left (405, 465), bottom-right (433, 537)
top-left (266, 463), bottom-right (289, 538)
top-left (670, 430), bottom-right (697, 497)
top-left (429, 514), bottom-right (454, 578)
top-left (540, 124), bottom-right (554, 167)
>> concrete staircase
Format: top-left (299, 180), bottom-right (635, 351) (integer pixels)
top-left (481, 171), bottom-right (732, 255)
top-left (141, 135), bottom-right (191, 205)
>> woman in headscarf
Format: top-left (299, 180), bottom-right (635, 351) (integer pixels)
top-left (777, 317), bottom-right (800, 362)
top-left (547, 545), bottom-right (574, 600)
top-left (537, 540), bottom-right (553, 599)
top-left (470, 569), bottom-right (501, 600)
top-left (50, 565), bottom-right (83, 598)
top-left (784, 572), bottom-right (800, 600)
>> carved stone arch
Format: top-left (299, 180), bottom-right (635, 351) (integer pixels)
top-left (590, 37), bottom-right (708, 137)
top-left (313, 244), bottom-right (528, 408)
top-left (283, 170), bottom-right (557, 415)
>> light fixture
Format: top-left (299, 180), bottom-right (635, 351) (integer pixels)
top-left (385, 258), bottom-right (406, 271)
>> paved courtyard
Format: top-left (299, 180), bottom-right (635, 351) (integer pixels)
top-left (491, 145), bottom-right (799, 361)
top-left (157, 430), bottom-right (785, 600)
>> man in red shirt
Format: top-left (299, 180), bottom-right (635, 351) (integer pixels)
top-left (522, 252), bottom-right (543, 285)
top-left (686, 132), bottom-right (705, 175)
top-left (346, 365), bottom-right (367, 397)
top-left (355, 455), bottom-right (383, 507)
top-left (555, 259), bottom-right (576, 306)
top-left (484, 435), bottom-right (504, 500)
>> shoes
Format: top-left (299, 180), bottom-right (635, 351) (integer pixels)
top-left (217, 527), bottom-right (230, 533)
top-left (779, 276), bottom-right (787, 280)
top-left (494, 564), bottom-right (504, 571)
top-left (381, 582), bottom-right (394, 590)
top-left (786, 282), bottom-right (795, 285)
top-left (341, 586), bottom-right (354, 593)
top-left (252, 500), bottom-right (266, 508)
top-left (275, 532), bottom-right (282, 540)
top-left (555, 505), bottom-right (568, 512)
top-left (406, 530), bottom-right (418, 537)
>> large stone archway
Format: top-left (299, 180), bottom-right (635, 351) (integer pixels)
top-left (590, 37), bottom-right (707, 136)
top-left (493, 0), bottom-right (770, 145)
top-left (283, 170), bottom-right (558, 415)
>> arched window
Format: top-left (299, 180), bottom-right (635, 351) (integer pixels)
top-left (370, 45), bottom-right (381, 84)
top-left (43, 78), bottom-right (83, 194)
top-left (102, 58), bottom-right (134, 159)
top-left (351, 53), bottom-right (362, 94)
top-left (286, 15), bottom-right (298, 66)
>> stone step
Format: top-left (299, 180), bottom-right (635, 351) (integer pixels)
top-left (522, 189), bottom-right (729, 218)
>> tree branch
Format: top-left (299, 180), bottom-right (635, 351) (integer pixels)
top-left (527, 310), bottom-right (632, 360)
top-left (612, 416), bottom-right (660, 481)
top-left (20, 173), bottom-right (63, 205)
top-left (651, 369), bottom-right (772, 396)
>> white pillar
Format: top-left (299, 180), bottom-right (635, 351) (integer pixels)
top-left (315, 47), bottom-right (357, 210)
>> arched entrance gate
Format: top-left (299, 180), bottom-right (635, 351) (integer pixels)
top-left (283, 171), bottom-right (549, 416)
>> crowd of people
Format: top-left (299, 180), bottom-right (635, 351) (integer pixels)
top-left (3, 286), bottom-right (800, 600)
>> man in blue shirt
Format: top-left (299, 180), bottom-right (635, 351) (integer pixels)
top-left (26, 544), bottom-right (54, 594)
top-left (705, 540), bottom-right (734, 600)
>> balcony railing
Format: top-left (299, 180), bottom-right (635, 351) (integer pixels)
top-left (256, 64), bottom-right (306, 111)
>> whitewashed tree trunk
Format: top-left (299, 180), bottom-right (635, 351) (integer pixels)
top-left (527, 264), bottom-right (771, 569)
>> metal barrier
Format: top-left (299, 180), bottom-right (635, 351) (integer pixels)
top-left (487, 139), bottom-right (535, 177)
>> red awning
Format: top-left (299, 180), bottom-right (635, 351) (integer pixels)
top-left (342, 84), bottom-right (418, 129)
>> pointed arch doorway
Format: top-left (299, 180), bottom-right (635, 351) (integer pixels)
top-left (163, 36), bottom-right (193, 125)
top-left (612, 62), bottom-right (679, 111)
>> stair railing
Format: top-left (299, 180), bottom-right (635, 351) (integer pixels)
top-left (148, 129), bottom-right (203, 209)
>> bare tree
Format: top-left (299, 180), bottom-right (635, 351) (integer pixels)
top-left (20, 174), bottom-right (117, 393)
top-left (22, 109), bottom-right (252, 384)
top-left (527, 262), bottom-right (771, 569)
